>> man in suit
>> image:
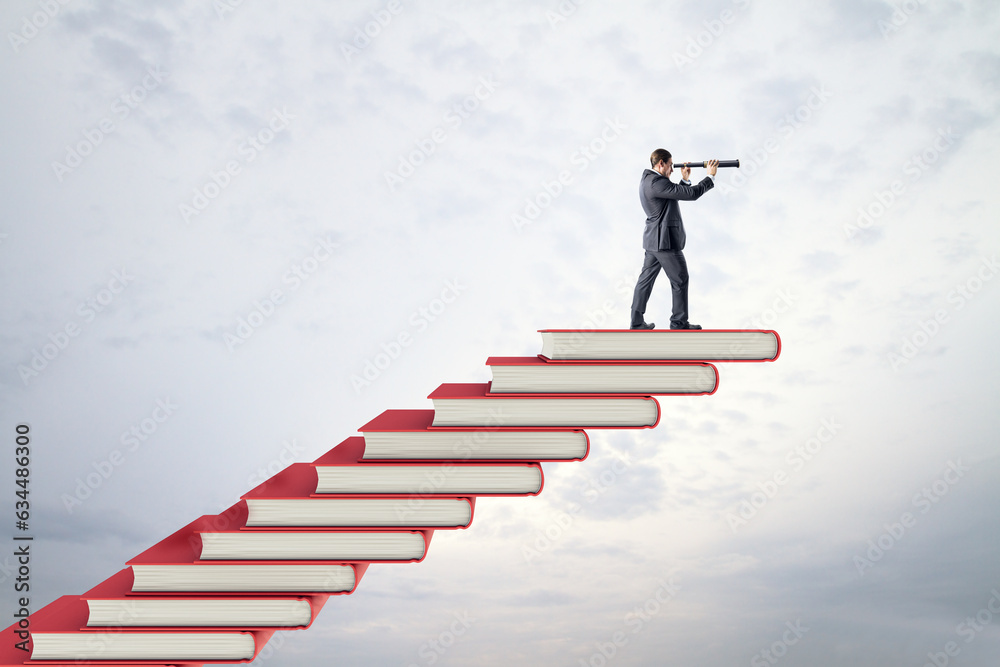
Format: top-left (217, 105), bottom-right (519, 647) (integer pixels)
top-left (629, 149), bottom-right (718, 330)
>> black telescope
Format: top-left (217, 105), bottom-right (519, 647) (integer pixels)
top-left (673, 159), bottom-right (740, 169)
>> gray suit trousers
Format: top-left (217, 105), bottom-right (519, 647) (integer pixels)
top-left (630, 250), bottom-right (689, 328)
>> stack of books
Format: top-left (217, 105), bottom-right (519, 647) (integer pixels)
top-left (0, 329), bottom-right (778, 665)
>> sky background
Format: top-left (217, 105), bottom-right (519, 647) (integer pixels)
top-left (2, 0), bottom-right (1000, 665)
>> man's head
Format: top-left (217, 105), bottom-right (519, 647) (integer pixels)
top-left (650, 148), bottom-right (672, 177)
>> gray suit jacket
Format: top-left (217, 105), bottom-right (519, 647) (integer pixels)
top-left (639, 168), bottom-right (714, 251)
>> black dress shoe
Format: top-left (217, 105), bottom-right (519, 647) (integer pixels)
top-left (630, 322), bottom-right (655, 330)
top-left (670, 323), bottom-right (702, 330)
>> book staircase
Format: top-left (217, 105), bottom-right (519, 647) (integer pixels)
top-left (2, 329), bottom-right (779, 666)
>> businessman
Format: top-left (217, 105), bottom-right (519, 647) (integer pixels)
top-left (629, 150), bottom-right (718, 330)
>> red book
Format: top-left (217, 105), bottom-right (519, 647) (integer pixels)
top-left (242, 461), bottom-right (476, 530)
top-left (359, 409), bottom-right (590, 461)
top-left (126, 508), bottom-right (367, 595)
top-left (427, 382), bottom-right (661, 429)
top-left (537, 328), bottom-right (781, 362)
top-left (311, 437), bottom-right (544, 497)
top-left (196, 528), bottom-right (432, 563)
top-left (486, 355), bottom-right (719, 395)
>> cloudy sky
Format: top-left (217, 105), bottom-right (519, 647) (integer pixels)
top-left (2, 0), bottom-right (1000, 665)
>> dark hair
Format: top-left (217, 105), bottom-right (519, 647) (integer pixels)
top-left (650, 148), bottom-right (671, 168)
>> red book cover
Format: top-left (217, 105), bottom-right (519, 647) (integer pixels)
top-left (241, 461), bottom-right (477, 530)
top-left (310, 437), bottom-right (545, 497)
top-left (485, 356), bottom-right (719, 395)
top-left (427, 382), bottom-right (662, 429)
top-left (536, 328), bottom-right (782, 362)
top-left (7, 593), bottom-right (275, 664)
top-left (81, 568), bottom-right (328, 630)
top-left (311, 436), bottom-right (366, 465)
top-left (358, 409), bottom-right (591, 462)
top-left (243, 462), bottom-right (318, 498)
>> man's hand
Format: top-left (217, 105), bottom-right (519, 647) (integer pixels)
top-left (680, 165), bottom-right (691, 181)
top-left (707, 159), bottom-right (719, 177)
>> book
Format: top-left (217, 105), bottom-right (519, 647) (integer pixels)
top-left (198, 530), bottom-right (430, 562)
top-left (127, 509), bottom-right (366, 594)
top-left (22, 595), bottom-right (273, 663)
top-left (130, 562), bottom-right (360, 595)
top-left (312, 436), bottom-right (544, 496)
top-left (538, 328), bottom-right (781, 361)
top-left (359, 409), bottom-right (589, 461)
top-left (427, 383), bottom-right (660, 428)
top-left (83, 569), bottom-right (324, 629)
top-left (487, 356), bottom-right (718, 394)
top-left (246, 497), bottom-right (475, 528)
top-left (242, 461), bottom-right (476, 528)
top-left (87, 597), bottom-right (316, 629)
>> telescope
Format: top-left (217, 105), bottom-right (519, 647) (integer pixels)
top-left (674, 159), bottom-right (740, 169)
